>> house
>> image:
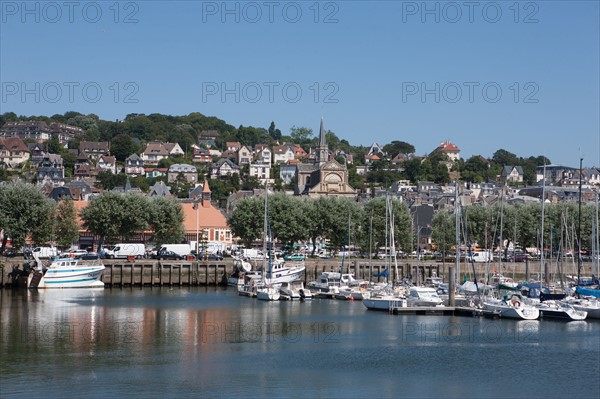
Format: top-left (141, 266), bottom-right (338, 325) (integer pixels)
top-left (182, 179), bottom-right (232, 245)
top-left (333, 150), bottom-right (353, 165)
top-left (225, 142), bottom-right (241, 152)
top-left (210, 158), bottom-right (240, 179)
top-left (280, 163), bottom-right (297, 185)
top-left (167, 164), bottom-right (198, 184)
top-left (249, 162), bottom-right (272, 185)
top-left (97, 155), bottom-right (117, 174)
top-left (73, 154), bottom-right (97, 179)
top-left (142, 142), bottom-right (184, 165)
top-left (391, 152), bottom-right (412, 165)
top-left (197, 130), bottom-right (219, 147)
top-left (0, 121), bottom-right (52, 141)
top-left (430, 141), bottom-right (460, 161)
top-left (237, 145), bottom-right (253, 166)
top-left (417, 181), bottom-right (440, 194)
top-left (0, 137), bottom-right (30, 169)
top-left (29, 143), bottom-right (47, 165)
top-left (293, 144), bottom-right (307, 160)
top-left (500, 166), bottom-right (524, 183)
top-left (36, 154), bottom-right (64, 186)
top-left (585, 168), bottom-right (600, 186)
top-left (192, 147), bottom-right (213, 164)
top-left (65, 180), bottom-right (93, 200)
top-left (535, 165), bottom-right (576, 185)
top-left (367, 142), bottom-right (385, 157)
top-left (125, 154), bottom-right (145, 176)
top-left (254, 146), bottom-right (272, 165)
top-left (112, 179), bottom-right (143, 194)
top-left (145, 167), bottom-right (168, 179)
top-left (149, 181), bottom-right (172, 197)
top-left (272, 145), bottom-right (295, 164)
top-left (364, 153), bottom-right (380, 164)
top-left (79, 141), bottom-right (110, 161)
top-left (220, 150), bottom-right (238, 162)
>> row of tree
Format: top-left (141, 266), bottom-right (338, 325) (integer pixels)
top-left (432, 202), bottom-right (598, 257)
top-left (0, 183), bottom-right (185, 254)
top-left (230, 194), bottom-right (598, 257)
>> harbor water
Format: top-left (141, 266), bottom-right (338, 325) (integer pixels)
top-left (1, 288), bottom-right (599, 398)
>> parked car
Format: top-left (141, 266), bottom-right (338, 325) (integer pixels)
top-left (194, 251), bottom-right (224, 261)
top-left (284, 252), bottom-right (305, 261)
top-left (79, 252), bottom-right (100, 260)
top-left (156, 250), bottom-right (184, 260)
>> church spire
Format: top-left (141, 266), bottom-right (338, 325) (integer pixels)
top-left (317, 117), bottom-right (328, 167)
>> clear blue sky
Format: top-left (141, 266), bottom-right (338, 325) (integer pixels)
top-left (1, 0), bottom-right (599, 167)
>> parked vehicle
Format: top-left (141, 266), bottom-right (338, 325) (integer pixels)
top-left (284, 252), bottom-right (305, 261)
top-left (156, 250), bottom-right (184, 260)
top-left (157, 244), bottom-right (191, 258)
top-left (193, 250), bottom-right (223, 261)
top-left (63, 249), bottom-right (88, 258)
top-left (32, 246), bottom-right (58, 259)
top-left (79, 252), bottom-right (100, 260)
top-left (104, 243), bottom-right (146, 259)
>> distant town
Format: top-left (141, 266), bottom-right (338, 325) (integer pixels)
top-left (0, 111), bottom-right (598, 253)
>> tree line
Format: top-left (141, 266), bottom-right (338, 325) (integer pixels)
top-left (0, 182), bottom-right (184, 254)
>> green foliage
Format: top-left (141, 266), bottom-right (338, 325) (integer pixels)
top-left (110, 133), bottom-right (141, 162)
top-left (431, 210), bottom-right (455, 257)
top-left (55, 199), bottom-right (79, 248)
top-left (268, 121), bottom-right (282, 141)
top-left (0, 182), bottom-right (56, 252)
top-left (289, 126), bottom-right (313, 147)
top-left (383, 141), bottom-right (415, 159)
top-left (148, 197), bottom-right (185, 246)
top-left (358, 197), bottom-right (412, 253)
top-left (228, 196), bottom-right (264, 247)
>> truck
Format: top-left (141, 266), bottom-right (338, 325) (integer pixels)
top-left (104, 243), bottom-right (146, 259)
top-left (157, 244), bottom-right (192, 258)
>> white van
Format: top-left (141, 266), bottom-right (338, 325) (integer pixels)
top-left (105, 243), bottom-right (146, 259)
top-left (32, 246), bottom-right (58, 259)
top-left (157, 244), bottom-right (192, 258)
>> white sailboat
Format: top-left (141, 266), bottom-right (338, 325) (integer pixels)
top-left (256, 187), bottom-right (280, 301)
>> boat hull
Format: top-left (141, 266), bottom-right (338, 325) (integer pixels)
top-left (483, 301), bottom-right (539, 320)
top-left (37, 265), bottom-right (105, 289)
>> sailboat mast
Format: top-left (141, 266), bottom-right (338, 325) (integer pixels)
top-left (455, 181), bottom-right (460, 285)
top-left (262, 187), bottom-right (268, 283)
top-left (540, 163), bottom-right (546, 288)
top-left (577, 157), bottom-right (583, 285)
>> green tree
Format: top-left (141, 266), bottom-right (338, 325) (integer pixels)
top-left (268, 121), bottom-right (282, 141)
top-left (431, 210), bottom-right (455, 259)
top-left (111, 133), bottom-right (140, 162)
top-left (80, 192), bottom-right (149, 246)
top-left (148, 197), bottom-right (184, 246)
top-left (383, 141), bottom-right (416, 159)
top-left (289, 126), bottom-right (313, 147)
top-left (0, 182), bottom-right (56, 253)
top-left (268, 193), bottom-right (309, 247)
top-left (228, 196), bottom-right (264, 246)
top-left (55, 199), bottom-right (80, 249)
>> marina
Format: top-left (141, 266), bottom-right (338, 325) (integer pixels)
top-left (1, 287), bottom-right (598, 399)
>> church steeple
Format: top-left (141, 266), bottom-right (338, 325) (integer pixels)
top-left (201, 178), bottom-right (212, 208)
top-left (317, 117), bottom-right (328, 167)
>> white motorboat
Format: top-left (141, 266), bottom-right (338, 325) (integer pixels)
top-left (483, 294), bottom-right (540, 320)
top-left (28, 255), bottom-right (105, 289)
top-left (406, 286), bottom-right (444, 307)
top-left (536, 300), bottom-right (588, 321)
top-left (234, 259), bottom-right (305, 287)
top-left (308, 272), bottom-right (342, 292)
top-left (335, 285), bottom-right (364, 300)
top-left (256, 285), bottom-right (280, 301)
top-left (564, 297), bottom-right (600, 319)
top-left (279, 280), bottom-right (312, 301)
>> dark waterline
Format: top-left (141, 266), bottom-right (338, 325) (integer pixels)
top-left (1, 288), bottom-right (599, 399)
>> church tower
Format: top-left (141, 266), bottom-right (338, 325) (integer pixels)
top-left (316, 117), bottom-right (329, 167)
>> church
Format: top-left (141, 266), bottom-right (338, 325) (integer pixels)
top-left (294, 119), bottom-right (356, 198)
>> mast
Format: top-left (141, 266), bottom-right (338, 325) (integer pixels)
top-left (577, 157), bottom-right (583, 285)
top-left (455, 181), bottom-right (461, 285)
top-left (262, 185), bottom-right (269, 284)
top-left (540, 163), bottom-right (546, 291)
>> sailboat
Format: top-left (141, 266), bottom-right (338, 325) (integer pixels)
top-left (256, 187), bottom-right (280, 301)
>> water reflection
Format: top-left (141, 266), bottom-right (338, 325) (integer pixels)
top-left (1, 288), bottom-right (599, 399)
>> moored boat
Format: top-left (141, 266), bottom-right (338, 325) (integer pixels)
top-left (28, 255), bottom-right (105, 289)
top-left (483, 294), bottom-right (540, 320)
